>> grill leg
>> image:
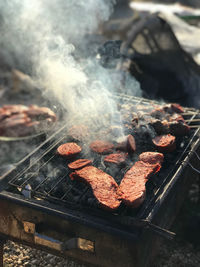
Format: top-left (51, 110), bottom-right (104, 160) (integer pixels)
top-left (0, 239), bottom-right (5, 267)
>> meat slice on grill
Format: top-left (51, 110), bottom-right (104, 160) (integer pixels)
top-left (139, 152), bottom-right (164, 165)
top-left (104, 153), bottom-right (128, 166)
top-left (68, 159), bottom-right (92, 170)
top-left (57, 142), bottom-right (82, 158)
top-left (68, 125), bottom-right (89, 141)
top-left (150, 119), bottom-right (170, 135)
top-left (90, 140), bottom-right (114, 154)
top-left (118, 161), bottom-right (161, 208)
top-left (116, 134), bottom-right (136, 153)
top-left (151, 103), bottom-right (184, 118)
top-left (152, 134), bottom-right (176, 153)
top-left (163, 103), bottom-right (184, 114)
top-left (151, 118), bottom-right (190, 136)
top-left (70, 166), bottom-right (121, 210)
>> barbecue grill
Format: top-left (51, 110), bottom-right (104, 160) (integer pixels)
top-left (0, 93), bottom-right (200, 267)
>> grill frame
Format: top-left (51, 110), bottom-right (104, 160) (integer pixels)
top-left (0, 94), bottom-right (200, 266)
top-left (1, 94), bottom-right (200, 231)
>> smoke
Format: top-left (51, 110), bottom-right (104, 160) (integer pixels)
top-left (0, 0), bottom-right (141, 138)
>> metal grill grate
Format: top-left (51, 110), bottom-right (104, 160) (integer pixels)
top-left (6, 94), bottom-right (200, 217)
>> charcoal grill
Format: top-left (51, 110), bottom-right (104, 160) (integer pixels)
top-left (0, 93), bottom-right (200, 267)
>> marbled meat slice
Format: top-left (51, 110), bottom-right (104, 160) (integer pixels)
top-left (68, 159), bottom-right (92, 170)
top-left (57, 142), bottom-right (81, 158)
top-left (104, 153), bottom-right (128, 166)
top-left (90, 140), bottom-right (114, 154)
top-left (139, 152), bottom-right (164, 165)
top-left (118, 161), bottom-right (160, 208)
top-left (152, 134), bottom-right (176, 153)
top-left (70, 166), bottom-right (121, 210)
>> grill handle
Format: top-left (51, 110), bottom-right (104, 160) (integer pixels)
top-left (23, 221), bottom-right (94, 253)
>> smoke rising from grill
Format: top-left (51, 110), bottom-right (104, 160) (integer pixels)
top-left (0, 0), bottom-right (141, 138)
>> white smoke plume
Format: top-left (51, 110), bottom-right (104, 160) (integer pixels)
top-left (0, 0), bottom-right (141, 137)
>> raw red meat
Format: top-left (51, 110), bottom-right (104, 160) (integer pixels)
top-left (90, 140), bottom-right (114, 154)
top-left (57, 142), bottom-right (81, 158)
top-left (104, 153), bottom-right (128, 166)
top-left (152, 134), bottom-right (176, 153)
top-left (70, 166), bottom-right (121, 210)
top-left (0, 104), bottom-right (57, 137)
top-left (118, 161), bottom-right (160, 207)
top-left (68, 159), bottom-right (92, 170)
top-left (139, 152), bottom-right (164, 165)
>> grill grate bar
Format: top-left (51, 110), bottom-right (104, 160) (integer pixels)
top-left (16, 154), bottom-right (56, 188)
top-left (60, 184), bottom-right (74, 200)
top-left (45, 172), bottom-right (69, 195)
top-left (9, 134), bottom-right (66, 185)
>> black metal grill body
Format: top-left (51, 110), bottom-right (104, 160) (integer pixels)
top-left (0, 94), bottom-right (200, 267)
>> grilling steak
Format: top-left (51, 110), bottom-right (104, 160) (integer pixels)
top-left (151, 116), bottom-right (190, 136)
top-left (90, 140), bottom-right (114, 154)
top-left (68, 159), bottom-right (92, 170)
top-left (152, 134), bottom-right (176, 153)
top-left (116, 134), bottom-right (136, 153)
top-left (139, 152), bottom-right (164, 165)
top-left (57, 143), bottom-right (82, 158)
top-left (118, 161), bottom-right (161, 207)
top-left (104, 153), bottom-right (128, 166)
top-left (70, 166), bottom-right (121, 210)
